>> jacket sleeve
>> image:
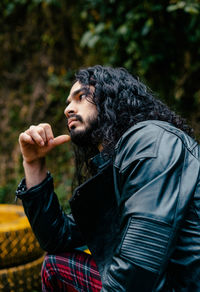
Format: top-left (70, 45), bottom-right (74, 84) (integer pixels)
top-left (17, 173), bottom-right (85, 252)
top-left (101, 128), bottom-right (198, 291)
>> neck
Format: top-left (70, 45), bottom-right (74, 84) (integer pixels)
top-left (98, 144), bottom-right (103, 152)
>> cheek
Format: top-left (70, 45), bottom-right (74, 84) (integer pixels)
top-left (87, 109), bottom-right (98, 122)
top-left (90, 105), bottom-right (98, 116)
top-left (80, 102), bottom-right (98, 123)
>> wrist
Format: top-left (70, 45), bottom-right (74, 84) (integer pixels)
top-left (23, 157), bottom-right (45, 168)
top-left (23, 158), bottom-right (47, 189)
top-left (16, 171), bottom-right (52, 200)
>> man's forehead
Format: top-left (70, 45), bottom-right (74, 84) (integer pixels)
top-left (68, 81), bottom-right (95, 97)
top-left (69, 81), bottom-right (82, 94)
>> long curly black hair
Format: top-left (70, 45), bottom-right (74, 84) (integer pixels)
top-left (73, 65), bottom-right (194, 186)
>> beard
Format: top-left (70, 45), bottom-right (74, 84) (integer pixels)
top-left (68, 114), bottom-right (99, 148)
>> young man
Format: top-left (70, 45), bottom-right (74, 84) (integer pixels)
top-left (16, 65), bottom-right (200, 291)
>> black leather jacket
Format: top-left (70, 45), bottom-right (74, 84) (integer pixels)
top-left (17, 121), bottom-right (200, 291)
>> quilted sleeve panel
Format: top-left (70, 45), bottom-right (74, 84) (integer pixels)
top-left (120, 217), bottom-right (171, 273)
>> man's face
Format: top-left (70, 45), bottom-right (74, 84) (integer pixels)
top-left (64, 81), bottom-right (98, 146)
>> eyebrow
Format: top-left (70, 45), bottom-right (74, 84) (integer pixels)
top-left (66, 86), bottom-right (91, 105)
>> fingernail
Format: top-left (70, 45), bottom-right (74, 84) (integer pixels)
top-left (40, 141), bottom-right (44, 146)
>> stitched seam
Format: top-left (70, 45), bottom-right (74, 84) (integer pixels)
top-left (151, 123), bottom-right (199, 160)
top-left (114, 128), bottom-right (164, 170)
top-left (120, 217), bottom-right (171, 273)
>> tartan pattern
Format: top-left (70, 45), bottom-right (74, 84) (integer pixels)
top-left (41, 250), bottom-right (102, 291)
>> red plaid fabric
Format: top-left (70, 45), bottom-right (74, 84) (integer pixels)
top-left (41, 250), bottom-right (102, 291)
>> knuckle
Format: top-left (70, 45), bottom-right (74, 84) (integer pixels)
top-left (29, 125), bottom-right (36, 134)
top-left (37, 126), bottom-right (44, 134)
top-left (25, 129), bottom-right (30, 135)
top-left (39, 123), bottom-right (50, 129)
top-left (29, 125), bottom-right (35, 130)
top-left (18, 133), bottom-right (24, 141)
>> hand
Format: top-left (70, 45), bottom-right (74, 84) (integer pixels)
top-left (19, 123), bottom-right (70, 164)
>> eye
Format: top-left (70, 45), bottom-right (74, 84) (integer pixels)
top-left (79, 93), bottom-right (86, 100)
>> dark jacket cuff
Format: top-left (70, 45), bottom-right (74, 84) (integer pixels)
top-left (16, 172), bottom-right (52, 200)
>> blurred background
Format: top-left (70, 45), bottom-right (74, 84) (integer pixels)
top-left (0, 0), bottom-right (200, 208)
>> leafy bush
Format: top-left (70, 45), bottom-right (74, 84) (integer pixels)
top-left (0, 0), bottom-right (200, 206)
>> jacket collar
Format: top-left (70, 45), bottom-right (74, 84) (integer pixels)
top-left (90, 152), bottom-right (112, 172)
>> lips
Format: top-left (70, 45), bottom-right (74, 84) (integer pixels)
top-left (67, 115), bottom-right (83, 130)
top-left (68, 118), bottom-right (78, 128)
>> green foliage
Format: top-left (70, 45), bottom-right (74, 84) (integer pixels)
top-left (0, 0), bottom-right (81, 204)
top-left (0, 0), bottom-right (61, 16)
top-left (0, 0), bottom-right (200, 210)
top-left (80, 0), bottom-right (200, 118)
top-left (0, 181), bottom-right (17, 204)
top-left (167, 1), bottom-right (200, 14)
top-left (55, 182), bottom-right (72, 213)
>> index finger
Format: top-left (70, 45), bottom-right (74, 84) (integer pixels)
top-left (38, 123), bottom-right (54, 142)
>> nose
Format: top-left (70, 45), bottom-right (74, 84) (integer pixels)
top-left (64, 102), bottom-right (77, 118)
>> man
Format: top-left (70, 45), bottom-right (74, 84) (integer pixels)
top-left (16, 65), bottom-right (200, 291)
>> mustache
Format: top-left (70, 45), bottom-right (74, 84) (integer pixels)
top-left (67, 114), bottom-right (83, 130)
top-left (67, 114), bottom-right (83, 123)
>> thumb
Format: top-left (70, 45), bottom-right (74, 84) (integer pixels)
top-left (52, 135), bottom-right (71, 147)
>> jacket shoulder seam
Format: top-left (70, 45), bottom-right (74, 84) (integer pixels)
top-left (114, 128), bottom-right (165, 172)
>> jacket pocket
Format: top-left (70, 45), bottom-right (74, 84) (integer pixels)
top-left (120, 216), bottom-right (172, 273)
